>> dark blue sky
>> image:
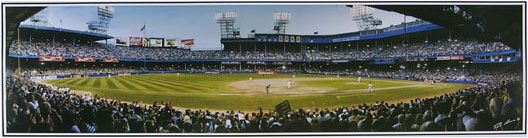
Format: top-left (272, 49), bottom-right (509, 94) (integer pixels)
top-left (22, 5), bottom-right (416, 50)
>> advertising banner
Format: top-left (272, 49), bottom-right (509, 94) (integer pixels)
top-left (278, 35), bottom-right (283, 42)
top-left (103, 58), bottom-right (119, 63)
top-left (75, 57), bottom-right (96, 62)
top-left (142, 37), bottom-right (150, 47)
top-left (296, 36), bottom-right (301, 43)
top-left (116, 38), bottom-right (128, 46)
top-left (290, 35), bottom-right (295, 42)
top-left (181, 39), bottom-right (194, 47)
top-left (129, 37), bottom-right (142, 46)
top-left (165, 39), bottom-right (178, 47)
top-left (284, 36), bottom-right (289, 42)
top-left (149, 38), bottom-right (163, 47)
top-left (39, 56), bottom-right (65, 61)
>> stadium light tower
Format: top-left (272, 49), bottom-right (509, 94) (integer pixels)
top-left (273, 12), bottom-right (290, 34)
top-left (351, 5), bottom-right (382, 31)
top-left (87, 6), bottom-right (114, 35)
top-left (216, 11), bottom-right (240, 38)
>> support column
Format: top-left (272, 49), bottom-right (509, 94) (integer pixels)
top-left (283, 44), bottom-right (286, 55)
top-left (239, 44), bottom-right (242, 56)
top-left (356, 41), bottom-right (359, 51)
top-left (73, 37), bottom-right (75, 47)
top-left (184, 63), bottom-right (187, 70)
top-left (340, 43), bottom-right (343, 53)
top-left (29, 34), bottom-right (32, 46)
top-left (264, 44), bottom-right (267, 57)
top-left (52, 35), bottom-right (55, 47)
top-left (239, 64), bottom-right (242, 71)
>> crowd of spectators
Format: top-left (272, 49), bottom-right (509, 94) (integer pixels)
top-left (5, 68), bottom-right (522, 133)
top-left (9, 39), bottom-right (513, 61)
top-left (18, 67), bottom-right (139, 76)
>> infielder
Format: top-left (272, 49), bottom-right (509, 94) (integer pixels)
top-left (357, 77), bottom-right (361, 83)
top-left (249, 77), bottom-right (252, 82)
top-left (287, 80), bottom-right (292, 89)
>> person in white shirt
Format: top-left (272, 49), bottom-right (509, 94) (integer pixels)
top-left (287, 80), bottom-right (292, 89)
top-left (249, 77), bottom-right (252, 82)
top-left (368, 81), bottom-right (373, 92)
top-left (357, 77), bottom-right (362, 83)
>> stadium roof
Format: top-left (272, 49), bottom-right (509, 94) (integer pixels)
top-left (19, 24), bottom-right (114, 41)
top-left (5, 7), bottom-right (46, 49)
top-left (362, 5), bottom-right (523, 50)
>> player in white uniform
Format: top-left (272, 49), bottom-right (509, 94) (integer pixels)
top-left (368, 81), bottom-right (373, 92)
top-left (287, 80), bottom-right (292, 89)
top-left (249, 77), bottom-right (253, 82)
top-left (357, 77), bottom-right (361, 83)
top-left (108, 74), bottom-right (111, 78)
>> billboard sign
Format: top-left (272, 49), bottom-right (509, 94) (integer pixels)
top-left (284, 36), bottom-right (289, 42)
top-left (142, 37), bottom-right (150, 47)
top-left (181, 39), bottom-right (194, 47)
top-left (296, 36), bottom-right (301, 43)
top-left (149, 38), bottom-right (163, 47)
top-left (39, 56), bottom-right (65, 62)
top-left (75, 57), bottom-right (96, 62)
top-left (290, 35), bottom-right (295, 42)
top-left (103, 58), bottom-right (119, 63)
top-left (165, 39), bottom-right (178, 47)
top-left (129, 37), bottom-right (142, 46)
top-left (116, 38), bottom-right (128, 46)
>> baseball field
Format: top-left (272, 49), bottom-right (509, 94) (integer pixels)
top-left (43, 73), bottom-right (473, 111)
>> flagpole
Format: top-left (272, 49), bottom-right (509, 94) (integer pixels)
top-left (143, 22), bottom-right (147, 72)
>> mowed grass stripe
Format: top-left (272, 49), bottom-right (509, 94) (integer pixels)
top-left (130, 76), bottom-right (206, 92)
top-left (63, 79), bottom-right (81, 85)
top-left (76, 78), bottom-right (92, 86)
top-left (141, 75), bottom-right (213, 88)
top-left (126, 76), bottom-right (197, 93)
top-left (117, 76), bottom-right (164, 92)
top-left (112, 77), bottom-right (141, 90)
top-left (85, 78), bottom-right (97, 87)
top-left (105, 78), bottom-right (119, 89)
top-left (141, 76), bottom-right (215, 89)
top-left (93, 78), bottom-right (102, 88)
top-left (100, 78), bottom-right (109, 88)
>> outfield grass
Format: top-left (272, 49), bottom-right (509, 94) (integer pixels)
top-left (44, 74), bottom-right (472, 111)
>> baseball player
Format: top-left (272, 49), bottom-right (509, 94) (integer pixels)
top-left (287, 80), bottom-right (292, 89)
top-left (368, 81), bottom-right (373, 92)
top-left (266, 84), bottom-right (271, 94)
top-left (357, 77), bottom-right (361, 83)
